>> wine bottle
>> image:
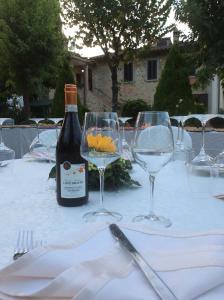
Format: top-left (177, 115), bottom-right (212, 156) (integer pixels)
top-left (56, 84), bottom-right (88, 206)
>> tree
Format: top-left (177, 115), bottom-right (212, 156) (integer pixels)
top-left (62, 0), bottom-right (173, 112)
top-left (175, 0), bottom-right (224, 82)
top-left (153, 44), bottom-right (195, 115)
top-left (51, 55), bottom-right (89, 124)
top-left (51, 57), bottom-right (74, 117)
top-left (0, 0), bottom-right (66, 115)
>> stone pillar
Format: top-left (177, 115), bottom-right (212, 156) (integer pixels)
top-left (208, 75), bottom-right (219, 113)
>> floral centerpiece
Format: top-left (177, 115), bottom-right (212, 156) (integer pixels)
top-left (49, 157), bottom-right (140, 191)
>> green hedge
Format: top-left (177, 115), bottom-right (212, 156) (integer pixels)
top-left (121, 99), bottom-right (151, 125)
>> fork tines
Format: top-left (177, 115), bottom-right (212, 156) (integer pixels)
top-left (13, 230), bottom-right (33, 260)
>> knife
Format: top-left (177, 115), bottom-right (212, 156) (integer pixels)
top-left (109, 224), bottom-right (177, 300)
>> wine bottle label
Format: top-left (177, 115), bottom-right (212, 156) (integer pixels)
top-left (60, 162), bottom-right (86, 198)
top-left (65, 105), bottom-right (78, 112)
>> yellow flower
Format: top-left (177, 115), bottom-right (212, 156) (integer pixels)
top-left (87, 134), bottom-right (116, 153)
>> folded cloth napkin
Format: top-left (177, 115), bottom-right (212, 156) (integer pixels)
top-left (0, 224), bottom-right (224, 300)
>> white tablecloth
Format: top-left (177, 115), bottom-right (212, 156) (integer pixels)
top-left (0, 159), bottom-right (224, 270)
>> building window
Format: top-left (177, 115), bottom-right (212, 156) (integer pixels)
top-left (124, 62), bottom-right (133, 82)
top-left (88, 68), bottom-right (93, 91)
top-left (147, 60), bottom-right (157, 80)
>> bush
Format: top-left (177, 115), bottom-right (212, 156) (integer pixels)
top-left (209, 117), bottom-right (224, 128)
top-left (121, 99), bottom-right (151, 125)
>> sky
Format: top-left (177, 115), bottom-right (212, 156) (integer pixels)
top-left (63, 9), bottom-right (190, 58)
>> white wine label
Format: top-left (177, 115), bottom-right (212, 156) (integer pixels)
top-left (60, 162), bottom-right (86, 198)
top-left (65, 104), bottom-right (77, 112)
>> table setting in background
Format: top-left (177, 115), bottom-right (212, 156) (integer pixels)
top-left (0, 110), bottom-right (224, 299)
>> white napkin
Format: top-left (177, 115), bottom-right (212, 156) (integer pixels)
top-left (0, 224), bottom-right (224, 300)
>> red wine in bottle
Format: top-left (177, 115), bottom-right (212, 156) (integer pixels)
top-left (56, 84), bottom-right (88, 206)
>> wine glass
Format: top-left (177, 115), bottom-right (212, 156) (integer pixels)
top-left (190, 114), bottom-right (216, 168)
top-left (213, 114), bottom-right (224, 171)
top-left (48, 118), bottom-right (63, 148)
top-left (0, 122), bottom-right (15, 167)
top-left (132, 111), bottom-right (174, 227)
top-left (170, 116), bottom-right (183, 149)
top-left (171, 115), bottom-right (192, 161)
top-left (118, 117), bottom-right (133, 160)
top-left (81, 112), bottom-right (122, 222)
top-left (29, 118), bottom-right (46, 152)
top-left (45, 119), bottom-right (63, 162)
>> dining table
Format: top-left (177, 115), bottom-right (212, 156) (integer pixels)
top-left (0, 157), bottom-right (224, 299)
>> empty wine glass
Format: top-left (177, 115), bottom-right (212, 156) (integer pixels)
top-left (132, 111), bottom-right (174, 227)
top-left (171, 115), bottom-right (193, 161)
top-left (81, 112), bottom-right (122, 222)
top-left (0, 122), bottom-right (15, 167)
top-left (213, 114), bottom-right (224, 171)
top-left (190, 114), bottom-right (216, 168)
top-left (29, 118), bottom-right (46, 152)
top-left (45, 119), bottom-right (63, 162)
top-left (119, 117), bottom-right (133, 160)
top-left (171, 116), bottom-right (183, 149)
top-left (48, 118), bottom-right (63, 148)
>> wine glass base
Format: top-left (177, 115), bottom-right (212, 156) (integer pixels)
top-left (132, 214), bottom-right (172, 228)
top-left (191, 152), bottom-right (213, 167)
top-left (83, 208), bottom-right (122, 222)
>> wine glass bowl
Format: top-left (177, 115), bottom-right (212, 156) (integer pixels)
top-left (0, 143), bottom-right (15, 167)
top-left (81, 112), bottom-right (122, 222)
top-left (0, 123), bottom-right (15, 167)
top-left (29, 118), bottom-right (46, 152)
top-left (132, 111), bottom-right (174, 227)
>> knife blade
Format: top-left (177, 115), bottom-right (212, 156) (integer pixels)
top-left (109, 224), bottom-right (177, 300)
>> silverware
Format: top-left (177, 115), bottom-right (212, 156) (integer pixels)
top-left (109, 224), bottom-right (177, 300)
top-left (13, 230), bottom-right (34, 260)
top-left (215, 194), bottom-right (224, 200)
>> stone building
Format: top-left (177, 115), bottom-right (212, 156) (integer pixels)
top-left (70, 37), bottom-right (222, 113)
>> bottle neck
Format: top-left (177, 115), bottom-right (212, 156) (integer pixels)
top-left (65, 104), bottom-right (77, 112)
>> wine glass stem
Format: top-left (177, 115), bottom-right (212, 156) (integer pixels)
top-left (176, 122), bottom-right (181, 145)
top-left (180, 122), bottom-right (185, 149)
top-left (122, 123), bottom-right (125, 141)
top-left (149, 175), bottom-right (155, 216)
top-left (0, 127), bottom-right (3, 145)
top-left (201, 124), bottom-right (206, 154)
top-left (55, 125), bottom-right (58, 139)
top-left (37, 125), bottom-right (40, 141)
top-left (98, 167), bottom-right (105, 209)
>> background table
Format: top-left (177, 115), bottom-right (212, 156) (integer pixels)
top-left (2, 127), bottom-right (224, 159)
top-left (0, 158), bottom-right (223, 270)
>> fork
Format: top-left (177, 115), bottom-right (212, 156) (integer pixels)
top-left (13, 230), bottom-right (34, 260)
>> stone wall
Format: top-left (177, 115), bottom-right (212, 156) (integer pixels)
top-left (77, 54), bottom-right (208, 112)
top-left (118, 56), bottom-right (167, 108)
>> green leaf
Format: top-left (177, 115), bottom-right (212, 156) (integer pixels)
top-left (48, 165), bottom-right (56, 179)
top-left (49, 158), bottom-right (141, 191)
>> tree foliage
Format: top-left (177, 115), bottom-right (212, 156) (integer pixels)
top-left (62, 0), bottom-right (174, 112)
top-left (153, 44), bottom-right (195, 115)
top-left (51, 57), bottom-right (74, 117)
top-left (0, 0), bottom-right (66, 115)
top-left (51, 55), bottom-right (89, 124)
top-left (175, 0), bottom-right (224, 82)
